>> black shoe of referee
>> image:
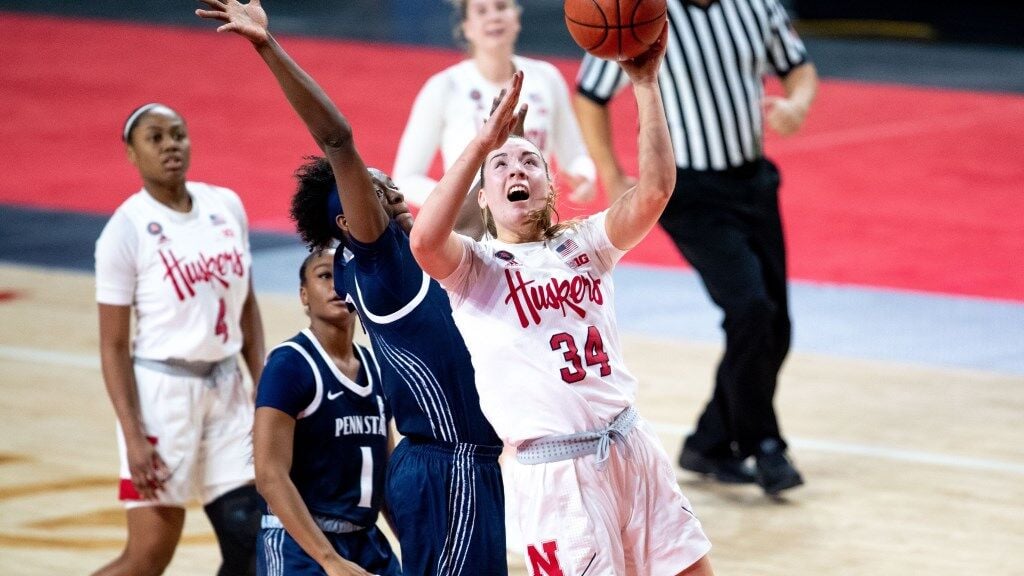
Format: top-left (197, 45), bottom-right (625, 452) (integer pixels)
top-left (678, 446), bottom-right (757, 484)
top-left (755, 439), bottom-right (805, 496)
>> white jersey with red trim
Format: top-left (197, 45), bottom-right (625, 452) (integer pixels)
top-left (440, 211), bottom-right (637, 446)
top-left (392, 55), bottom-right (596, 206)
top-left (95, 182), bottom-right (251, 362)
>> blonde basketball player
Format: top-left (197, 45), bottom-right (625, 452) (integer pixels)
top-left (393, 0), bottom-right (596, 209)
top-left (410, 26), bottom-right (714, 576)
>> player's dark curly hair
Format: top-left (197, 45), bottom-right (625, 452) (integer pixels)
top-left (290, 156), bottom-right (342, 251)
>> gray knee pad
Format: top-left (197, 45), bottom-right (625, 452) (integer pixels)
top-left (204, 485), bottom-right (260, 576)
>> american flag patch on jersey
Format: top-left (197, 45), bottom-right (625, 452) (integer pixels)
top-left (555, 238), bottom-right (579, 256)
top-left (209, 213), bottom-right (227, 226)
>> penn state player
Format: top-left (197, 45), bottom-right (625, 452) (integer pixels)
top-left (196, 1), bottom-right (507, 574)
top-left (410, 33), bottom-right (715, 576)
top-left (255, 249), bottom-right (400, 576)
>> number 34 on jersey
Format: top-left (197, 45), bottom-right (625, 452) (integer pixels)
top-left (549, 325), bottom-right (611, 384)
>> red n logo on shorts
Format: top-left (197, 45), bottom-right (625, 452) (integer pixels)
top-left (527, 540), bottom-right (564, 576)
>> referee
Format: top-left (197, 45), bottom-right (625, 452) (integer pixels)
top-left (575, 0), bottom-right (817, 496)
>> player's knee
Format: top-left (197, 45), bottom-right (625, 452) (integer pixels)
top-left (119, 526), bottom-right (179, 575)
top-left (138, 555), bottom-right (174, 576)
top-left (204, 484), bottom-right (260, 576)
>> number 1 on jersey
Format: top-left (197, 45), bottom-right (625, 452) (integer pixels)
top-left (549, 325), bottom-right (611, 384)
top-left (358, 446), bottom-right (373, 508)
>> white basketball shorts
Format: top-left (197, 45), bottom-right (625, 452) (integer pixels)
top-left (508, 418), bottom-right (712, 576)
top-left (116, 358), bottom-right (254, 508)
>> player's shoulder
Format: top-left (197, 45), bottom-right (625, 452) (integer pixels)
top-left (96, 199), bottom-right (141, 250)
top-left (276, 330), bottom-right (315, 353)
top-left (565, 212), bottom-right (605, 234)
top-left (189, 181), bottom-right (248, 221)
top-left (105, 189), bottom-right (160, 231)
top-left (265, 333), bottom-right (319, 375)
top-left (112, 188), bottom-right (149, 214)
top-left (187, 181), bottom-right (240, 203)
top-left (552, 212), bottom-right (606, 245)
top-left (426, 60), bottom-right (472, 89)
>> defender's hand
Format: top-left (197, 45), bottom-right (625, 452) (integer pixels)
top-left (196, 0), bottom-right (270, 46)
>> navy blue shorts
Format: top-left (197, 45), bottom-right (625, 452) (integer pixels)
top-left (257, 524), bottom-right (401, 575)
top-left (387, 438), bottom-right (507, 576)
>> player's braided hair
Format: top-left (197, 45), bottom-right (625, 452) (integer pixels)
top-left (291, 156), bottom-right (341, 252)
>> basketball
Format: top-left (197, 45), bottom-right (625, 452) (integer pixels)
top-left (563, 0), bottom-right (667, 61)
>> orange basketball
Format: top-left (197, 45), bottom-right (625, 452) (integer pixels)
top-left (564, 0), bottom-right (667, 61)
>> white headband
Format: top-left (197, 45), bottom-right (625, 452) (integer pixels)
top-left (122, 103), bottom-right (174, 142)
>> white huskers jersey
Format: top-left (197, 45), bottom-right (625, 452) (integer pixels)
top-left (440, 211), bottom-right (637, 446)
top-left (392, 55), bottom-right (596, 205)
top-left (95, 182), bottom-right (252, 362)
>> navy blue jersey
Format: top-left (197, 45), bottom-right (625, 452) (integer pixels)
top-left (335, 221), bottom-right (500, 447)
top-left (256, 329), bottom-right (390, 527)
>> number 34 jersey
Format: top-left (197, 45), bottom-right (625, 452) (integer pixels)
top-left (440, 211), bottom-right (639, 447)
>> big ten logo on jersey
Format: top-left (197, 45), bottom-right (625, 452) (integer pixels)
top-left (556, 239), bottom-right (591, 271)
top-left (527, 540), bottom-right (565, 576)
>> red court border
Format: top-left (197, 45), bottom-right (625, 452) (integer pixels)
top-left (2, 13), bottom-right (1022, 300)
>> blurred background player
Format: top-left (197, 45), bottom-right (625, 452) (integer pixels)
top-left (574, 0), bottom-right (818, 495)
top-left (410, 31), bottom-right (714, 575)
top-left (92, 103), bottom-right (264, 576)
top-left (392, 0), bottom-right (597, 234)
top-left (195, 1), bottom-right (508, 573)
top-left (253, 248), bottom-right (400, 576)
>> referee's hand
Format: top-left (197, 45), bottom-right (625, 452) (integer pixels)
top-left (764, 95), bottom-right (808, 136)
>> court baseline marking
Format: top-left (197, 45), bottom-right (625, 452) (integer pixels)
top-left (4, 344), bottom-right (1022, 476)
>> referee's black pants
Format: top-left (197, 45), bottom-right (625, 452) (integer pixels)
top-left (659, 159), bottom-right (791, 459)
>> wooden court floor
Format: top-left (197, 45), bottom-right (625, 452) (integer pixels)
top-left (1, 264), bottom-right (1021, 575)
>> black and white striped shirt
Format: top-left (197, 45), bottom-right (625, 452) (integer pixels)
top-left (576, 0), bottom-right (809, 171)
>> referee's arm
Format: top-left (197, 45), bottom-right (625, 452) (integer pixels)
top-left (764, 0), bottom-right (818, 137)
top-left (574, 58), bottom-right (634, 204)
top-left (767, 61), bottom-right (818, 137)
